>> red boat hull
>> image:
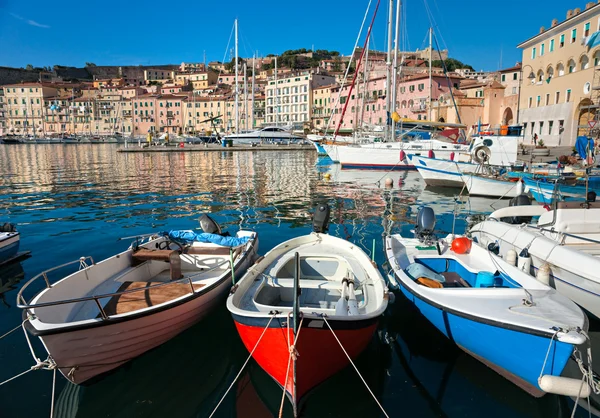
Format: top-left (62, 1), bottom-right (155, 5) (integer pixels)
top-left (233, 315), bottom-right (378, 405)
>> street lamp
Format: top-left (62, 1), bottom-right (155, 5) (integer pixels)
top-left (516, 64), bottom-right (536, 125)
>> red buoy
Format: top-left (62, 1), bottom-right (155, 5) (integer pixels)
top-left (179, 142), bottom-right (185, 148)
top-left (428, 149), bottom-right (435, 158)
top-left (451, 237), bottom-right (472, 254)
top-left (450, 151), bottom-right (455, 161)
top-left (399, 150), bottom-right (406, 161)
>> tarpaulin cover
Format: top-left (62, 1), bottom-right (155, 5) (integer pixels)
top-left (576, 136), bottom-right (594, 159)
top-left (162, 230), bottom-right (251, 247)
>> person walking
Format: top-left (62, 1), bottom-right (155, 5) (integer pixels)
top-left (533, 133), bottom-right (538, 146)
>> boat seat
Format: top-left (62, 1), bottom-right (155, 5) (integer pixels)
top-left (440, 272), bottom-right (471, 288)
top-left (416, 277), bottom-right (443, 288)
top-left (132, 249), bottom-right (182, 281)
top-left (185, 246), bottom-right (243, 258)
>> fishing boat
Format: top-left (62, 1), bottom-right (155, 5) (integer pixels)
top-left (385, 208), bottom-right (590, 397)
top-left (470, 200), bottom-right (600, 320)
top-left (523, 176), bottom-right (600, 203)
top-left (17, 215), bottom-right (258, 385)
top-left (227, 204), bottom-right (389, 415)
top-left (0, 223), bottom-right (20, 263)
top-left (462, 172), bottom-right (522, 198)
top-left (225, 126), bottom-right (305, 144)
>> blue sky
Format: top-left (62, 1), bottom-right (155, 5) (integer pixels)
top-left (0, 0), bottom-right (582, 71)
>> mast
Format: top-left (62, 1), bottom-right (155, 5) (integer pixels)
top-left (428, 27), bottom-right (433, 121)
top-left (275, 56), bottom-right (279, 127)
top-left (234, 19), bottom-right (239, 135)
top-left (244, 61), bottom-right (248, 132)
top-left (391, 0), bottom-right (401, 142)
top-left (385, 0), bottom-right (394, 141)
top-left (251, 54), bottom-right (256, 129)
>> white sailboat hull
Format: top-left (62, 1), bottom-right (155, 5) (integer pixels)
top-left (409, 155), bottom-right (478, 187)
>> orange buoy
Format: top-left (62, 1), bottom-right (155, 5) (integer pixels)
top-left (400, 150), bottom-right (406, 161)
top-left (451, 237), bottom-right (472, 254)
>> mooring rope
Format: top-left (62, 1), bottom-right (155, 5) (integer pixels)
top-left (278, 313), bottom-right (305, 418)
top-left (321, 315), bottom-right (389, 418)
top-left (209, 312), bottom-right (278, 418)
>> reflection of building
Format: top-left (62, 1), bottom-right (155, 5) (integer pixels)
top-left (518, 3), bottom-right (600, 145)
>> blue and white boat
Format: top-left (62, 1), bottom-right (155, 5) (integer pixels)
top-left (385, 208), bottom-right (590, 397)
top-left (523, 176), bottom-right (600, 203)
top-left (0, 223), bottom-right (20, 263)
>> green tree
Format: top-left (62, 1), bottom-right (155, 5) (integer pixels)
top-left (85, 62), bottom-right (97, 67)
top-left (25, 64), bottom-right (33, 71)
top-left (430, 58), bottom-right (474, 72)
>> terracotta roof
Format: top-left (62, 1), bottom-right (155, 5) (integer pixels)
top-left (499, 63), bottom-right (522, 73)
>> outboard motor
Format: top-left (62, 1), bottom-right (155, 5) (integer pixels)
top-left (588, 191), bottom-right (597, 203)
top-left (313, 203), bottom-right (331, 234)
top-left (415, 207), bottom-right (436, 244)
top-left (199, 214), bottom-right (222, 235)
top-left (501, 194), bottom-right (532, 225)
top-left (0, 223), bottom-right (16, 233)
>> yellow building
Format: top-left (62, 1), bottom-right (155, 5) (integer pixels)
top-left (311, 83), bottom-right (338, 130)
top-left (3, 83), bottom-right (58, 136)
top-left (518, 2), bottom-right (600, 145)
top-left (174, 71), bottom-right (217, 89)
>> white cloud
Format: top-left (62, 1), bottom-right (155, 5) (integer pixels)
top-left (9, 12), bottom-right (50, 29)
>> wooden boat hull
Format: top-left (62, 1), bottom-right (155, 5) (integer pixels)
top-left (232, 314), bottom-right (378, 404)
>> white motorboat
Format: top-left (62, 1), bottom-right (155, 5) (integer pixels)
top-left (227, 204), bottom-right (389, 414)
top-left (225, 126), bottom-right (305, 144)
top-left (386, 208), bottom-right (589, 397)
top-left (0, 223), bottom-right (20, 263)
top-left (462, 173), bottom-right (521, 198)
top-left (17, 216), bottom-right (258, 384)
top-left (470, 201), bottom-right (600, 319)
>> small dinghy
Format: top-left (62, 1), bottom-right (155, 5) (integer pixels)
top-left (0, 223), bottom-right (20, 263)
top-left (227, 204), bottom-right (389, 415)
top-left (385, 208), bottom-right (590, 398)
top-left (17, 215), bottom-right (258, 384)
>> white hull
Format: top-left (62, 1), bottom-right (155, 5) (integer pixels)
top-left (409, 155), bottom-right (477, 187)
top-left (324, 140), bottom-right (469, 170)
top-left (463, 174), bottom-right (520, 198)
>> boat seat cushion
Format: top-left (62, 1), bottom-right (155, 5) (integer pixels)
top-left (406, 263), bottom-right (445, 283)
top-left (132, 249), bottom-right (182, 280)
top-left (416, 277), bottom-right (443, 288)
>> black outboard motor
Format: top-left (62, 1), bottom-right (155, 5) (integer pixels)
top-left (313, 203), bottom-right (331, 234)
top-left (199, 214), bottom-right (222, 235)
top-left (415, 207), bottom-right (436, 244)
top-left (588, 191), bottom-right (597, 203)
top-left (501, 194), bottom-right (532, 224)
top-left (0, 223), bottom-right (16, 233)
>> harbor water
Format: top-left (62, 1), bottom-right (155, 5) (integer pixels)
top-left (0, 144), bottom-right (591, 417)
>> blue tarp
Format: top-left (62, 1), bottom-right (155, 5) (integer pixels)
top-left (161, 230), bottom-right (251, 247)
top-left (585, 31), bottom-right (600, 49)
top-left (575, 136), bottom-right (594, 159)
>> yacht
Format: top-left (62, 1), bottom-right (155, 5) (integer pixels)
top-left (225, 126), bottom-right (305, 144)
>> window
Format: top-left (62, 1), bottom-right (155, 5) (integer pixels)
top-left (545, 93), bottom-right (550, 106)
top-left (541, 44), bottom-right (545, 56)
top-left (536, 96), bottom-right (541, 107)
top-left (568, 59), bottom-right (576, 73)
top-left (585, 22), bottom-right (591, 37)
top-left (512, 86), bottom-right (517, 94)
top-left (539, 121), bottom-right (544, 135)
top-left (560, 34), bottom-right (565, 47)
top-left (571, 29), bottom-right (577, 43)
top-left (548, 120), bottom-right (553, 135)
top-left (581, 55), bottom-right (590, 70)
top-left (531, 122), bottom-right (535, 134)
top-left (528, 97), bottom-right (532, 108)
top-left (513, 73), bottom-right (518, 80)
top-left (555, 91), bottom-right (560, 103)
top-left (559, 120), bottom-right (564, 133)
top-left (532, 47), bottom-right (536, 59)
top-left (557, 63), bottom-right (565, 76)
top-left (501, 74), bottom-right (506, 82)
top-left (566, 89), bottom-right (571, 102)
top-left (550, 39), bottom-right (555, 52)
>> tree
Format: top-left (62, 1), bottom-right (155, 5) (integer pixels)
top-left (85, 62), bottom-right (97, 67)
top-left (25, 64), bottom-right (33, 71)
top-left (430, 58), bottom-right (474, 72)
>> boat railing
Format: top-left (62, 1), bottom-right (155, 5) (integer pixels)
top-left (526, 225), bottom-right (600, 246)
top-left (17, 254), bottom-right (234, 320)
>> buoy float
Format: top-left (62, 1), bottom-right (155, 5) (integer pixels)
top-left (516, 180), bottom-right (524, 195)
top-left (518, 248), bottom-right (532, 275)
top-left (506, 249), bottom-right (517, 266)
top-left (537, 263), bottom-right (551, 285)
top-left (449, 151), bottom-right (455, 161)
top-left (451, 237), bottom-right (472, 254)
top-left (324, 173), bottom-right (331, 180)
top-left (384, 178), bottom-right (393, 187)
top-left (399, 150), bottom-right (406, 161)
top-left (428, 149), bottom-right (435, 158)
top-left (179, 142), bottom-right (184, 148)
top-left (538, 375), bottom-right (591, 398)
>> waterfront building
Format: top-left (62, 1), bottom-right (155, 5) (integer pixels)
top-left (179, 62), bottom-right (206, 72)
top-left (311, 83), bottom-right (339, 130)
top-left (143, 69), bottom-right (176, 85)
top-left (3, 83), bottom-right (60, 136)
top-left (174, 71), bottom-right (217, 89)
top-left (265, 71), bottom-right (336, 126)
top-left (517, 2), bottom-right (600, 145)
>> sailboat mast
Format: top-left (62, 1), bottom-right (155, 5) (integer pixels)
top-left (275, 56), bottom-right (278, 127)
top-left (234, 19), bottom-right (239, 135)
top-left (428, 27), bottom-right (432, 121)
top-left (251, 54), bottom-right (255, 129)
top-left (244, 62), bottom-right (248, 132)
top-left (391, 0), bottom-right (401, 142)
top-left (385, 0), bottom-right (394, 141)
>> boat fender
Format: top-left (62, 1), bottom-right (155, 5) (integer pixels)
top-left (506, 249), bottom-right (517, 266)
top-left (451, 237), bottom-right (472, 254)
top-left (517, 248), bottom-right (532, 275)
top-left (335, 280), bottom-right (349, 316)
top-left (348, 282), bottom-right (359, 315)
top-left (399, 150), bottom-right (406, 161)
top-left (487, 242), bottom-right (500, 255)
top-left (538, 375), bottom-right (591, 398)
top-left (516, 180), bottom-right (524, 195)
top-left (537, 263), bottom-right (551, 286)
top-left (385, 291), bottom-right (396, 304)
top-left (385, 178), bottom-right (393, 188)
top-left (450, 151), bottom-right (455, 161)
top-left (428, 149), bottom-right (435, 158)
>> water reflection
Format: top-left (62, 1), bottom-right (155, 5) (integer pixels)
top-left (0, 260), bottom-right (26, 308)
top-left (1, 144), bottom-right (579, 418)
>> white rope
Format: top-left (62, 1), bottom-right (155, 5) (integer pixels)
top-left (0, 317), bottom-right (29, 340)
top-left (538, 330), bottom-right (558, 381)
top-left (322, 316), bottom-right (389, 418)
top-left (209, 313), bottom-right (278, 418)
top-left (0, 367), bottom-right (35, 386)
top-left (50, 368), bottom-right (56, 418)
top-left (278, 313), bottom-right (304, 418)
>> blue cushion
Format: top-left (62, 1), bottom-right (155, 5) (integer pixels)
top-left (406, 263), bottom-right (445, 283)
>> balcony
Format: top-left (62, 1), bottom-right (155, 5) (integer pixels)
top-left (410, 104), bottom-right (427, 113)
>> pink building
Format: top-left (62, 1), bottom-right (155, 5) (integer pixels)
top-left (132, 94), bottom-right (187, 134)
top-left (218, 73), bottom-right (246, 86)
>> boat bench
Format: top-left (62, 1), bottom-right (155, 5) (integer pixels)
top-left (185, 246), bottom-right (243, 258)
top-left (132, 249), bottom-right (182, 280)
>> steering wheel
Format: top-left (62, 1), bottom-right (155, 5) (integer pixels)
top-left (157, 240), bottom-right (185, 253)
